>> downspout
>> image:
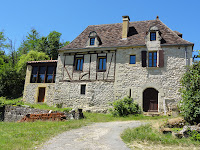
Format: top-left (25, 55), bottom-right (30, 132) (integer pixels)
top-left (185, 46), bottom-right (187, 66)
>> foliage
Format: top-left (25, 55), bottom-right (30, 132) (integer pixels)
top-left (0, 31), bottom-right (10, 50)
top-left (0, 97), bottom-right (23, 106)
top-left (18, 29), bottom-right (40, 55)
top-left (16, 50), bottom-right (49, 76)
top-left (18, 29), bottom-right (69, 59)
top-left (0, 62), bottom-right (24, 98)
top-left (179, 61), bottom-right (200, 125)
top-left (189, 130), bottom-right (200, 141)
top-left (109, 97), bottom-right (141, 116)
top-left (121, 124), bottom-right (200, 146)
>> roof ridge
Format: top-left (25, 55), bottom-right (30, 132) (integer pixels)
top-left (88, 19), bottom-right (155, 27)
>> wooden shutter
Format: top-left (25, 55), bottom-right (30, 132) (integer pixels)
top-left (158, 50), bottom-right (164, 67)
top-left (141, 51), bottom-right (147, 67)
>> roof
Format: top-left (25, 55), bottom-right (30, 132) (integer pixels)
top-left (27, 60), bottom-right (58, 64)
top-left (60, 19), bottom-right (193, 51)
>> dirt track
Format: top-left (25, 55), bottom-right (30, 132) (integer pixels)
top-left (40, 121), bottom-right (142, 150)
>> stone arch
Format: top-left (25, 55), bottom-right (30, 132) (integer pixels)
top-left (143, 88), bottom-right (158, 112)
top-left (138, 82), bottom-right (164, 112)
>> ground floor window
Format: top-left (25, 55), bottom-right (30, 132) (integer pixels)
top-left (80, 84), bottom-right (86, 95)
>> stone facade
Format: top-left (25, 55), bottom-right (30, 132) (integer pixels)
top-left (23, 16), bottom-right (194, 113)
top-left (53, 45), bottom-right (192, 113)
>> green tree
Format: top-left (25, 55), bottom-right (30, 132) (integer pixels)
top-left (18, 29), bottom-right (40, 55)
top-left (16, 50), bottom-right (49, 77)
top-left (179, 61), bottom-right (200, 124)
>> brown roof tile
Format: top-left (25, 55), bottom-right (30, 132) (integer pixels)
top-left (27, 60), bottom-right (58, 64)
top-left (60, 19), bottom-right (193, 50)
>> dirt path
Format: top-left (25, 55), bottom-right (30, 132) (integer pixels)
top-left (40, 121), bottom-right (143, 150)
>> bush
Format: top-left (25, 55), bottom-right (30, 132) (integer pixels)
top-left (109, 97), bottom-right (141, 116)
top-left (179, 61), bottom-right (200, 125)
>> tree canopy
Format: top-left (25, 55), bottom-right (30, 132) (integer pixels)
top-left (179, 61), bottom-right (200, 124)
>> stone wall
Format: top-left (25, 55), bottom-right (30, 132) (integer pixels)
top-left (54, 45), bottom-right (192, 113)
top-left (1, 105), bottom-right (83, 122)
top-left (114, 46), bottom-right (192, 112)
top-left (23, 83), bottom-right (55, 105)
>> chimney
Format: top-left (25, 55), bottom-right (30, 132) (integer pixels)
top-left (122, 15), bottom-right (130, 39)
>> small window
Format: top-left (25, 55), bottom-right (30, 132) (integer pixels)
top-left (148, 52), bottom-right (157, 67)
top-left (90, 38), bottom-right (95, 45)
top-left (31, 66), bottom-right (38, 83)
top-left (81, 84), bottom-right (86, 95)
top-left (75, 57), bottom-right (84, 71)
top-left (130, 55), bottom-right (136, 64)
top-left (98, 56), bottom-right (106, 71)
top-left (150, 32), bottom-right (156, 41)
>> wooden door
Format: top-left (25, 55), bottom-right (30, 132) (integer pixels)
top-left (38, 88), bottom-right (45, 102)
top-left (143, 88), bottom-right (158, 112)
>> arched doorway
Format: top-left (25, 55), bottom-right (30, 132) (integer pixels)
top-left (143, 88), bottom-right (158, 112)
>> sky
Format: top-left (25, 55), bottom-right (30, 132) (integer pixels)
top-left (0, 0), bottom-right (199, 59)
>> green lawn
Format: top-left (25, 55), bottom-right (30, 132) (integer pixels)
top-left (0, 113), bottom-right (169, 150)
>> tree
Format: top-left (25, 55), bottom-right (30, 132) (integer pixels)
top-left (18, 29), bottom-right (69, 60)
top-left (16, 50), bottom-right (49, 76)
top-left (179, 61), bottom-right (200, 125)
top-left (18, 29), bottom-right (40, 55)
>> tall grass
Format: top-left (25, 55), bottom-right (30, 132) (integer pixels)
top-left (121, 124), bottom-right (200, 146)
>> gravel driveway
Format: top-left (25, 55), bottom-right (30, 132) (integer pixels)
top-left (40, 121), bottom-right (143, 150)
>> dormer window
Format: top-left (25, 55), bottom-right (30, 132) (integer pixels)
top-left (86, 31), bottom-right (101, 47)
top-left (90, 38), bottom-right (95, 45)
top-left (150, 32), bottom-right (156, 41)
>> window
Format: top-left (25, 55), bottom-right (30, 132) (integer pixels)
top-left (30, 65), bottom-right (56, 83)
top-left (81, 84), bottom-right (86, 95)
top-left (74, 57), bottom-right (84, 71)
top-left (31, 66), bottom-right (38, 83)
top-left (46, 66), bottom-right (55, 83)
top-left (98, 56), bottom-right (106, 71)
top-left (150, 32), bottom-right (156, 41)
top-left (38, 66), bottom-right (46, 83)
top-left (90, 38), bottom-right (95, 45)
top-left (130, 55), bottom-right (136, 64)
top-left (148, 52), bottom-right (157, 67)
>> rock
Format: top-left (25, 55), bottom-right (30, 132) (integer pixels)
top-left (160, 128), bottom-right (172, 134)
top-left (166, 117), bottom-right (185, 128)
top-left (173, 132), bottom-right (183, 138)
top-left (179, 125), bottom-right (200, 138)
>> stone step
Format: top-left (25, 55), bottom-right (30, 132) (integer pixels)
top-left (143, 112), bottom-right (162, 116)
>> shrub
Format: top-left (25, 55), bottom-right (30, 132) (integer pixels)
top-left (179, 61), bottom-right (200, 125)
top-left (109, 97), bottom-right (141, 116)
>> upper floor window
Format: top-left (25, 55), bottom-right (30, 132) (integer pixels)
top-left (38, 66), bottom-right (46, 83)
top-left (31, 66), bottom-right (38, 83)
top-left (90, 38), bottom-right (95, 45)
top-left (74, 56), bottom-right (84, 71)
top-left (150, 32), bottom-right (156, 41)
top-left (30, 65), bottom-right (56, 83)
top-left (98, 56), bottom-right (106, 71)
top-left (46, 66), bottom-right (56, 83)
top-left (148, 51), bottom-right (157, 67)
top-left (130, 55), bottom-right (136, 64)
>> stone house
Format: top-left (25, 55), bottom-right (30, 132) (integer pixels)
top-left (23, 16), bottom-right (193, 113)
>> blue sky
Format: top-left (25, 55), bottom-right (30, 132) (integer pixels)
top-left (1, 0), bottom-right (199, 59)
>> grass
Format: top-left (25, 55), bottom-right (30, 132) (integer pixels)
top-left (0, 112), bottom-right (173, 150)
top-left (121, 124), bottom-right (200, 149)
top-left (0, 97), bottom-right (72, 112)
